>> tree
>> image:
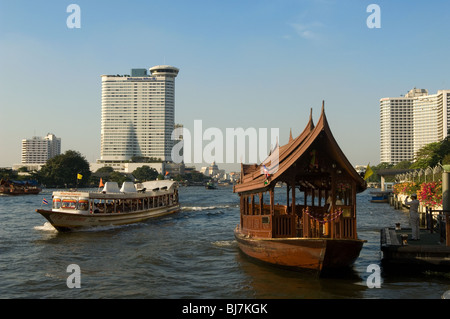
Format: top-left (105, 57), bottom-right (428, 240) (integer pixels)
top-left (38, 150), bottom-right (91, 187)
top-left (436, 135), bottom-right (450, 161)
top-left (96, 166), bottom-right (114, 174)
top-left (393, 161), bottom-right (412, 169)
top-left (0, 168), bottom-right (17, 180)
top-left (132, 166), bottom-right (158, 182)
top-left (410, 142), bottom-right (441, 169)
top-left (109, 171), bottom-right (131, 184)
top-left (130, 156), bottom-right (162, 163)
top-left (443, 154), bottom-right (450, 165)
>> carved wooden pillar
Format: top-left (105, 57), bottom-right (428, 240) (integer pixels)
top-left (286, 184), bottom-right (290, 213)
top-left (291, 181), bottom-right (296, 215)
top-left (270, 187), bottom-right (274, 215)
top-left (330, 171), bottom-right (336, 239)
top-left (251, 194), bottom-right (254, 215)
top-left (259, 192), bottom-right (263, 215)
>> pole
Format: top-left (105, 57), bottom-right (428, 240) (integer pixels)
top-left (443, 171), bottom-right (450, 246)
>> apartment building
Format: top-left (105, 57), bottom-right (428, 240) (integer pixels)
top-left (380, 88), bottom-right (450, 165)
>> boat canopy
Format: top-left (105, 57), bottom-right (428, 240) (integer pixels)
top-left (234, 102), bottom-right (366, 195)
top-left (101, 180), bottom-right (178, 194)
top-left (139, 180), bottom-right (178, 192)
top-left (120, 181), bottom-right (137, 193)
top-left (102, 182), bottom-right (121, 193)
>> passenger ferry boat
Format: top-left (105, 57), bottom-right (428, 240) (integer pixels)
top-left (233, 103), bottom-right (367, 274)
top-left (36, 180), bottom-right (180, 232)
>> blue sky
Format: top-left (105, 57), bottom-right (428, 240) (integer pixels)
top-left (1, 0), bottom-right (450, 171)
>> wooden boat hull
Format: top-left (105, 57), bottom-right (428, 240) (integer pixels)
top-left (36, 204), bottom-right (180, 232)
top-left (370, 199), bottom-right (388, 203)
top-left (370, 192), bottom-right (390, 203)
top-left (234, 226), bottom-right (364, 273)
top-left (0, 187), bottom-right (41, 195)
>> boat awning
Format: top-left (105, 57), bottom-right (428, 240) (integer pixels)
top-left (138, 180), bottom-right (178, 192)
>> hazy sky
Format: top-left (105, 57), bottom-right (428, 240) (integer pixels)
top-left (1, 0), bottom-right (449, 172)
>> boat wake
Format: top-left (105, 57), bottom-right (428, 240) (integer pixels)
top-left (212, 240), bottom-right (237, 248)
top-left (181, 204), bottom-right (238, 212)
top-left (34, 222), bottom-right (57, 232)
top-left (33, 221), bottom-right (139, 233)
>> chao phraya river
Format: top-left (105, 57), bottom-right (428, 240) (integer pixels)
top-left (1, 186), bottom-right (449, 299)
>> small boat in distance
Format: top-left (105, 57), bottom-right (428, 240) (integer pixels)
top-left (0, 179), bottom-right (42, 195)
top-left (36, 180), bottom-right (180, 232)
top-left (205, 181), bottom-right (217, 189)
top-left (370, 192), bottom-right (389, 203)
top-left (370, 183), bottom-right (393, 203)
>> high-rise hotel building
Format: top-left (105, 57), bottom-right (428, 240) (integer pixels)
top-left (99, 66), bottom-right (179, 164)
top-left (21, 133), bottom-right (61, 164)
top-left (413, 90), bottom-right (450, 156)
top-left (380, 88), bottom-right (450, 165)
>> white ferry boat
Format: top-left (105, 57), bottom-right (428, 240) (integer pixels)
top-left (36, 180), bottom-right (180, 232)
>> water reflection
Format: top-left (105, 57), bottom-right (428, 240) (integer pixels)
top-left (235, 250), bottom-right (365, 299)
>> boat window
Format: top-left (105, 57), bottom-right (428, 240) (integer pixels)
top-left (53, 198), bottom-right (61, 209)
top-left (78, 200), bottom-right (89, 211)
top-left (92, 199), bottom-right (103, 213)
top-left (62, 199), bottom-right (77, 209)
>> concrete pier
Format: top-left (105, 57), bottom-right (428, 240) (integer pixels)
top-left (381, 227), bottom-right (450, 268)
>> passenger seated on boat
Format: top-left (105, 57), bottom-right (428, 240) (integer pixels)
top-left (93, 204), bottom-right (103, 214)
top-left (106, 204), bottom-right (114, 213)
top-left (325, 196), bottom-right (343, 212)
top-left (78, 202), bottom-right (88, 211)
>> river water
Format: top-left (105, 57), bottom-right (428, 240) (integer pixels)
top-left (1, 186), bottom-right (450, 300)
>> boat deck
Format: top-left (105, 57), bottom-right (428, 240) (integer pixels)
top-left (381, 227), bottom-right (450, 268)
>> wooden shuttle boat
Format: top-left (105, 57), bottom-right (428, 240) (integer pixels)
top-left (233, 103), bottom-right (367, 274)
top-left (0, 179), bottom-right (41, 195)
top-left (36, 180), bottom-right (179, 232)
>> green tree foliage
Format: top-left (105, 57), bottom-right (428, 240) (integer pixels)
top-left (132, 166), bottom-right (158, 182)
top-left (410, 142), bottom-right (441, 169)
top-left (38, 150), bottom-right (91, 187)
top-left (129, 156), bottom-right (162, 163)
top-left (437, 134), bottom-right (450, 163)
top-left (0, 168), bottom-right (18, 180)
top-left (409, 134), bottom-right (450, 169)
top-left (96, 166), bottom-right (114, 174)
top-left (393, 161), bottom-right (412, 169)
top-left (443, 154), bottom-right (450, 165)
top-left (365, 162), bottom-right (393, 183)
top-left (109, 171), bottom-right (132, 184)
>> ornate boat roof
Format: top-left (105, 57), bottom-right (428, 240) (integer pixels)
top-left (234, 101), bottom-right (366, 195)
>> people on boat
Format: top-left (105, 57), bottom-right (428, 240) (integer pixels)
top-left (404, 194), bottom-right (420, 240)
top-left (325, 195), bottom-right (344, 212)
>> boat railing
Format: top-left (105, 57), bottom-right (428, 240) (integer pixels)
top-left (297, 205), bottom-right (357, 239)
top-left (273, 214), bottom-right (296, 238)
top-left (53, 191), bottom-right (179, 214)
top-left (241, 214), bottom-right (272, 238)
top-left (242, 203), bottom-right (357, 239)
